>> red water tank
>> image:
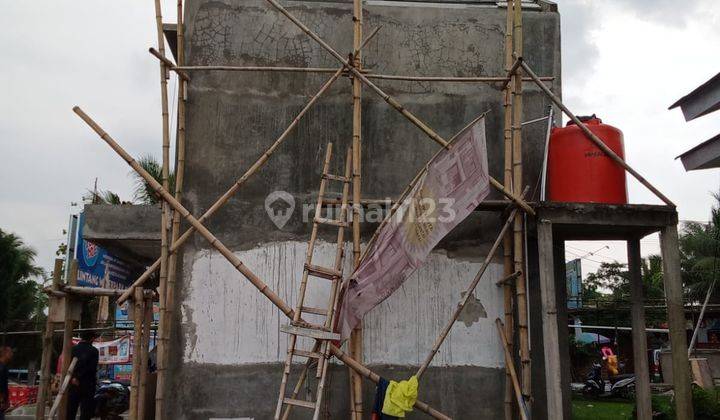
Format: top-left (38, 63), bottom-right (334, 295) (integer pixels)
top-left (547, 116), bottom-right (628, 204)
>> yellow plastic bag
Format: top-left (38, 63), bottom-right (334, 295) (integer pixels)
top-left (381, 375), bottom-right (419, 418)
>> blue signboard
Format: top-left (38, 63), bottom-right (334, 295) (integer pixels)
top-left (75, 212), bottom-right (135, 289)
top-left (566, 258), bottom-right (582, 309)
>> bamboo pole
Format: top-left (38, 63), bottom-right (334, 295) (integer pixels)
top-left (517, 59), bottom-right (675, 207)
top-left (157, 1), bottom-right (186, 417)
top-left (58, 259), bottom-right (78, 420)
top-left (130, 289), bottom-right (144, 420)
top-left (48, 357), bottom-right (78, 419)
top-left (510, 0), bottom-right (532, 403)
top-left (74, 107), bottom-right (451, 420)
top-left (502, 1), bottom-right (516, 417)
top-left (138, 295), bottom-right (153, 420)
top-left (496, 320), bottom-right (530, 420)
top-left (349, 0), bottom-right (364, 417)
top-left (365, 74), bottom-right (553, 83)
top-left (152, 1), bottom-right (171, 417)
top-left (263, 0), bottom-right (535, 216)
top-left (148, 47), bottom-right (191, 81)
top-left (35, 258), bottom-right (63, 420)
top-left (116, 27), bottom-right (381, 306)
top-left (175, 65), bottom-right (346, 73)
top-left (416, 207), bottom-right (519, 379)
top-left (61, 286), bottom-right (129, 297)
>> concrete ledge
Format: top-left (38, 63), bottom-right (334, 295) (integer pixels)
top-left (83, 204), bottom-right (161, 263)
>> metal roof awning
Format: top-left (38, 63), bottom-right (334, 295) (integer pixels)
top-left (676, 133), bottom-right (720, 171)
top-left (669, 72), bottom-right (720, 122)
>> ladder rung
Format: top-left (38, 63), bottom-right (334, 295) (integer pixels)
top-left (301, 306), bottom-right (328, 316)
top-left (293, 349), bottom-right (322, 359)
top-left (280, 324), bottom-right (341, 341)
top-left (283, 397), bottom-right (316, 409)
top-left (304, 263), bottom-right (342, 280)
top-left (314, 216), bottom-right (349, 228)
top-left (323, 173), bottom-right (351, 183)
top-left (292, 320), bottom-right (329, 331)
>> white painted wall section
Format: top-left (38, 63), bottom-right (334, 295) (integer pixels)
top-left (182, 240), bottom-right (504, 368)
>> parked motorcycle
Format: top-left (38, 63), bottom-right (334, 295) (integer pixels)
top-left (94, 380), bottom-right (129, 420)
top-left (582, 361), bottom-right (636, 399)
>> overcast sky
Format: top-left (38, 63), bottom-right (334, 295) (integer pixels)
top-left (1, 0), bottom-right (719, 276)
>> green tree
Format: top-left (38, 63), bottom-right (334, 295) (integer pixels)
top-left (0, 229), bottom-right (44, 328)
top-left (131, 155), bottom-right (175, 205)
top-left (679, 192), bottom-right (720, 303)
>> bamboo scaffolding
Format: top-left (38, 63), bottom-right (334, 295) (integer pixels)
top-left (129, 289), bottom-right (144, 420)
top-left (35, 259), bottom-right (63, 420)
top-left (73, 107), bottom-right (450, 420)
top-left (511, 0), bottom-right (532, 403)
top-left (58, 260), bottom-right (78, 420)
top-left (152, 1), bottom-right (171, 417)
top-left (517, 58), bottom-right (675, 207)
top-left (365, 74), bottom-right (553, 83)
top-left (264, 0), bottom-right (535, 216)
top-left (501, 2), bottom-right (516, 417)
top-left (148, 47), bottom-right (191, 81)
top-left (138, 294), bottom-right (153, 420)
top-left (48, 357), bottom-right (78, 419)
top-left (116, 27), bottom-right (381, 305)
top-left (496, 319), bottom-right (530, 420)
top-left (157, 1), bottom-right (186, 417)
top-left (176, 65), bottom-right (345, 73)
top-left (416, 206), bottom-right (520, 379)
top-left (349, 0), bottom-right (364, 416)
top-left (61, 286), bottom-right (128, 297)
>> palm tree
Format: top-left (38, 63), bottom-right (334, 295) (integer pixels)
top-left (82, 155), bottom-right (175, 205)
top-left (131, 155), bottom-right (175, 205)
top-left (0, 229), bottom-right (43, 327)
top-left (680, 192), bottom-right (720, 302)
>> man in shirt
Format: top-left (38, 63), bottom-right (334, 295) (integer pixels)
top-left (0, 346), bottom-right (13, 420)
top-left (67, 332), bottom-right (99, 420)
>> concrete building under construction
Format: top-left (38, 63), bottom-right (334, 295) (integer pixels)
top-left (167, 0), bottom-right (559, 418)
top-left (40, 0), bottom-right (696, 419)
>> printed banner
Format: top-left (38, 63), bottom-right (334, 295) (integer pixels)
top-left (75, 212), bottom-right (136, 289)
top-left (337, 116), bottom-right (490, 339)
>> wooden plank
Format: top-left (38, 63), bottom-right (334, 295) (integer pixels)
top-left (628, 238), bottom-right (652, 420)
top-left (537, 220), bottom-right (564, 420)
top-left (280, 324), bottom-right (340, 341)
top-left (660, 225), bottom-right (694, 419)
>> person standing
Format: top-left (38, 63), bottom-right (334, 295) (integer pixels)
top-left (0, 346), bottom-right (13, 420)
top-left (66, 332), bottom-right (99, 420)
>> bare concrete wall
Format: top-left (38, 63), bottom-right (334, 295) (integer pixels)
top-left (170, 1), bottom-right (561, 418)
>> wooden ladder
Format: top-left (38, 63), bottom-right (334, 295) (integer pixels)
top-left (274, 143), bottom-right (352, 420)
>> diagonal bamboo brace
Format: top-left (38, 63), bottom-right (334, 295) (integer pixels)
top-left (263, 0), bottom-right (534, 216)
top-left (496, 319), bottom-right (530, 420)
top-left (73, 107), bottom-right (452, 420)
top-left (417, 208), bottom-right (518, 379)
top-left (116, 26), bottom-right (382, 305)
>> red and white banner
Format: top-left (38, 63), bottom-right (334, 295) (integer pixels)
top-left (337, 116), bottom-right (490, 339)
